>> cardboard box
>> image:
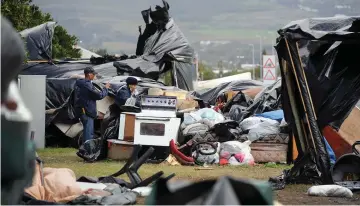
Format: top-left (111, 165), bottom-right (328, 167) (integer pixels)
top-left (107, 139), bottom-right (134, 161)
top-left (164, 91), bottom-right (188, 100)
top-left (177, 99), bottom-right (198, 110)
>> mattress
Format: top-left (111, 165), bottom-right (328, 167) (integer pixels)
top-left (250, 143), bottom-right (288, 163)
top-left (238, 133), bottom-right (289, 144)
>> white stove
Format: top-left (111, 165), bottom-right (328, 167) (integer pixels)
top-left (118, 95), bottom-right (181, 147)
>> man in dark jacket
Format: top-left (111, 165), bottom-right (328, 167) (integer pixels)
top-left (75, 67), bottom-right (110, 143)
top-left (115, 77), bottom-right (139, 107)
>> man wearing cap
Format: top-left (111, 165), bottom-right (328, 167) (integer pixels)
top-left (115, 77), bottom-right (139, 107)
top-left (74, 67), bottom-right (110, 143)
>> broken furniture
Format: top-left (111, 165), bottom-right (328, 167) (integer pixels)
top-left (107, 145), bottom-right (175, 189)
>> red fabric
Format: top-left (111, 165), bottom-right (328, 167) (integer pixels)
top-left (219, 158), bottom-right (229, 165)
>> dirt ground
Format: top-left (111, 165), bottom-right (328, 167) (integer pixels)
top-left (38, 148), bottom-right (360, 205)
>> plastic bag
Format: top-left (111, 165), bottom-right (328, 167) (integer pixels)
top-left (239, 117), bottom-right (264, 131)
top-left (182, 112), bottom-right (202, 126)
top-left (247, 119), bottom-right (280, 142)
top-left (219, 140), bottom-right (255, 166)
top-left (234, 152), bottom-right (255, 166)
top-left (193, 108), bottom-right (225, 124)
top-left (307, 185), bottom-right (353, 198)
top-left (125, 95), bottom-right (137, 106)
top-left (220, 140), bottom-right (252, 156)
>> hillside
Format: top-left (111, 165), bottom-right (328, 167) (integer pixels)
top-left (33, 0), bottom-right (359, 65)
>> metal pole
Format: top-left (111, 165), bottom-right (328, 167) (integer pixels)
top-left (249, 44), bottom-right (255, 79)
top-left (259, 36), bottom-right (263, 80)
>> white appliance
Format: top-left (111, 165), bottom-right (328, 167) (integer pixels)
top-left (118, 95), bottom-right (181, 147)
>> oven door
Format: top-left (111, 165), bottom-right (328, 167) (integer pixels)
top-left (133, 116), bottom-right (181, 146)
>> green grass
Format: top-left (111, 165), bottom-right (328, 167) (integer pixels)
top-left (37, 148), bottom-right (291, 181)
top-left (36, 148), bottom-right (360, 205)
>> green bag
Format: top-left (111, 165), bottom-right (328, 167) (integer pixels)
top-left (146, 176), bottom-right (274, 205)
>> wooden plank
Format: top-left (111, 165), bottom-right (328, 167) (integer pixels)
top-left (124, 114), bottom-right (135, 142)
top-left (292, 136), bottom-right (298, 161)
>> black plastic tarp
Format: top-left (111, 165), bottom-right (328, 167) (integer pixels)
top-left (20, 61), bottom-right (118, 78)
top-left (45, 75), bottom-right (185, 124)
top-left (274, 16), bottom-right (360, 187)
top-left (19, 1), bottom-right (196, 91)
top-left (114, 0), bottom-right (196, 91)
top-left (20, 22), bottom-right (56, 61)
top-left (190, 80), bottom-right (263, 105)
top-left (224, 79), bottom-right (282, 122)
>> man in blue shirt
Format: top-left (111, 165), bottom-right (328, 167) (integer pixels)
top-left (74, 67), bottom-right (110, 143)
top-left (115, 77), bottom-right (139, 107)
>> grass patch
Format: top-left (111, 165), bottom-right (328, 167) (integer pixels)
top-left (37, 148), bottom-right (291, 182)
top-left (37, 148), bottom-right (360, 205)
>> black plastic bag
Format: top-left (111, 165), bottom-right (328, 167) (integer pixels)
top-left (209, 120), bottom-right (241, 142)
top-left (77, 138), bottom-right (105, 162)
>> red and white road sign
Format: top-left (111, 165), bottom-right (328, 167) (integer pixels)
top-left (262, 55), bottom-right (277, 84)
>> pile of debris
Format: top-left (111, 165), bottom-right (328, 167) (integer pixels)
top-left (169, 79), bottom-right (288, 166)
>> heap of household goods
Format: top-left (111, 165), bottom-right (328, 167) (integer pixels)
top-left (19, 0), bottom-right (291, 166)
top-left (171, 79), bottom-right (290, 166)
top-left (18, 0), bottom-right (360, 202)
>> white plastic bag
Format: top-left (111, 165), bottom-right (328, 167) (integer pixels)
top-left (307, 185), bottom-right (353, 198)
top-left (220, 140), bottom-right (252, 156)
top-left (194, 108), bottom-right (225, 124)
top-left (234, 152), bottom-right (255, 166)
top-left (183, 112), bottom-right (202, 126)
top-left (239, 117), bottom-right (264, 131)
top-left (280, 118), bottom-right (287, 127)
top-left (247, 119), bottom-right (280, 142)
top-left (124, 96), bottom-right (137, 106)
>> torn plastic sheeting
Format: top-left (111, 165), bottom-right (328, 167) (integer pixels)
top-left (114, 3), bottom-right (196, 91)
top-left (225, 79), bottom-right (282, 123)
top-left (280, 16), bottom-right (360, 41)
top-left (20, 22), bottom-right (56, 61)
top-left (190, 80), bottom-right (264, 105)
top-left (20, 62), bottom-right (118, 79)
top-left (142, 18), bottom-right (194, 63)
top-left (274, 16), bottom-right (360, 186)
top-left (45, 78), bottom-right (77, 126)
top-left (223, 91), bottom-right (253, 112)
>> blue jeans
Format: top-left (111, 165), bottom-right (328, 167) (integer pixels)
top-left (80, 114), bottom-right (94, 143)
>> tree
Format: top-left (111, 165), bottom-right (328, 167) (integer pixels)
top-left (1, 0), bottom-right (81, 60)
top-left (199, 61), bottom-right (216, 80)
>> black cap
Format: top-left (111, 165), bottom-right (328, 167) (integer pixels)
top-left (126, 77), bottom-right (138, 85)
top-left (84, 67), bottom-right (97, 75)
